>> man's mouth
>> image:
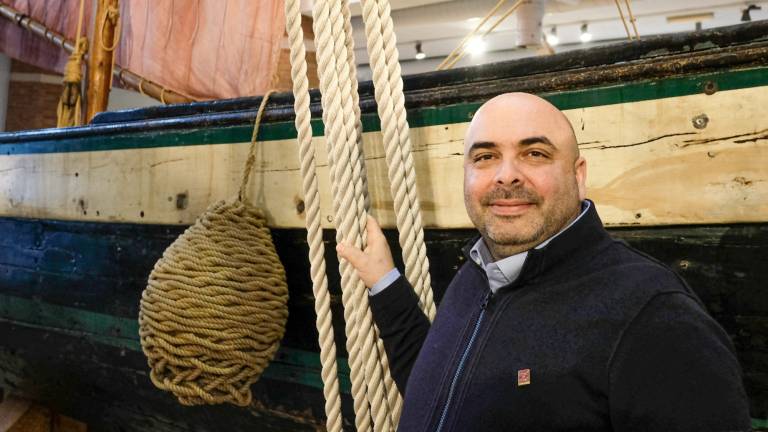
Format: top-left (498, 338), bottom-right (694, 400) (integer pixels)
top-left (488, 200), bottom-right (534, 216)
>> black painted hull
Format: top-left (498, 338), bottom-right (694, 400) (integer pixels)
top-left (1, 216), bottom-right (766, 430)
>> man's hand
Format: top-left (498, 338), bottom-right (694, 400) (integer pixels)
top-left (336, 216), bottom-right (395, 288)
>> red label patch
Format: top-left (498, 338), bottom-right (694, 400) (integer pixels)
top-left (517, 368), bottom-right (531, 386)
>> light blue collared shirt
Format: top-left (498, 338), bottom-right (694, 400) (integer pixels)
top-left (370, 200), bottom-right (591, 296)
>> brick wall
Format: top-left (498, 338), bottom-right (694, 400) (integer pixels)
top-left (5, 60), bottom-right (63, 132)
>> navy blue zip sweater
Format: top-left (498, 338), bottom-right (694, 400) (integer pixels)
top-left (369, 203), bottom-right (751, 431)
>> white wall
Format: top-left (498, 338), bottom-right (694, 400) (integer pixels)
top-left (106, 86), bottom-right (162, 112)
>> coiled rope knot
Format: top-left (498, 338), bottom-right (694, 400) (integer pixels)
top-left (63, 37), bottom-right (87, 84)
top-left (139, 94), bottom-right (287, 407)
top-left (57, 29), bottom-right (87, 126)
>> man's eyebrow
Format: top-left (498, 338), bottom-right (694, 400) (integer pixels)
top-left (467, 141), bottom-right (498, 153)
top-left (519, 136), bottom-right (556, 148)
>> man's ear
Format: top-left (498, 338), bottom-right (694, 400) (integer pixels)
top-left (574, 156), bottom-right (587, 200)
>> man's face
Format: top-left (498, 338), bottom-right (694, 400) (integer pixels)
top-left (463, 94), bottom-right (586, 259)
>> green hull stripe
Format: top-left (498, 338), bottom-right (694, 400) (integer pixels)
top-left (0, 293), bottom-right (351, 393)
top-left (1, 67), bottom-right (767, 156)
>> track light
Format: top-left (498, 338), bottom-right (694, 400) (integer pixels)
top-left (466, 36), bottom-right (487, 55)
top-left (414, 41), bottom-right (426, 60)
top-left (546, 26), bottom-right (559, 46)
top-left (741, 4), bottom-right (761, 22)
top-left (579, 23), bottom-right (592, 43)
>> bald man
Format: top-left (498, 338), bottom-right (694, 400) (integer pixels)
top-left (337, 93), bottom-right (751, 431)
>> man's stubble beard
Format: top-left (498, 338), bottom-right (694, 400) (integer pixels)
top-left (466, 182), bottom-right (581, 259)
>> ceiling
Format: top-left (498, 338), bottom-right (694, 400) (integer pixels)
top-left (300, 0), bottom-right (768, 80)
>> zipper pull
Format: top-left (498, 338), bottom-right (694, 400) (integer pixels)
top-left (481, 291), bottom-right (491, 310)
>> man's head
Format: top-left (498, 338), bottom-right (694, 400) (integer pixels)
top-left (463, 92), bottom-right (586, 260)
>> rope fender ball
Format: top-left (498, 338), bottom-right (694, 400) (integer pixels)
top-left (139, 200), bottom-right (289, 406)
top-left (139, 94), bottom-right (288, 407)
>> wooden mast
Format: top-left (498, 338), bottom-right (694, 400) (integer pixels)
top-left (86, 0), bottom-right (120, 122)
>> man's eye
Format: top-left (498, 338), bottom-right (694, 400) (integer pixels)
top-left (473, 154), bottom-right (494, 163)
top-left (528, 150), bottom-right (548, 158)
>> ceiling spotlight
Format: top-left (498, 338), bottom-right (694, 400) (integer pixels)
top-left (546, 26), bottom-right (559, 46)
top-left (579, 23), bottom-right (592, 43)
top-left (414, 41), bottom-right (426, 60)
top-left (466, 36), bottom-right (487, 55)
top-left (741, 4), bottom-right (761, 22)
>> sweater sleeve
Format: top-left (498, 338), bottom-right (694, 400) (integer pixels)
top-left (368, 275), bottom-right (431, 394)
top-left (608, 292), bottom-right (752, 432)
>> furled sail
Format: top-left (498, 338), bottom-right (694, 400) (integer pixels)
top-left (0, 0), bottom-right (285, 100)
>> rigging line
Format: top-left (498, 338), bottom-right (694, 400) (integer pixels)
top-left (442, 0), bottom-right (524, 70)
top-left (624, 0), bottom-right (640, 40)
top-left (436, 0), bottom-right (508, 70)
top-left (613, 0), bottom-right (633, 40)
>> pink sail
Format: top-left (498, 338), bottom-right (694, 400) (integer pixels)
top-left (0, 0), bottom-right (285, 100)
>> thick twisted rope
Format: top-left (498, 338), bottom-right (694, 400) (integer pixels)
top-left (374, 0), bottom-right (434, 320)
top-left (341, 1), bottom-right (371, 214)
top-left (339, 5), bottom-right (392, 429)
top-left (139, 95), bottom-right (289, 407)
top-left (360, 0), bottom-right (435, 321)
top-left (334, 4), bottom-right (399, 430)
top-left (349, 3), bottom-right (403, 424)
top-left (312, 1), bottom-right (374, 430)
top-left (284, 0), bottom-right (343, 430)
top-left (287, 0), bottom-right (436, 429)
top-left (314, 1), bottom-right (398, 430)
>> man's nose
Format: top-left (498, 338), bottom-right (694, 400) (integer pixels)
top-left (494, 159), bottom-right (521, 185)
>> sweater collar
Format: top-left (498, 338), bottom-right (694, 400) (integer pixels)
top-left (462, 199), bottom-right (609, 285)
top-left (468, 201), bottom-right (592, 292)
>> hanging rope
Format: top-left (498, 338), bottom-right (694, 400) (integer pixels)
top-left (312, 0), bottom-right (384, 429)
top-left (99, 3), bottom-right (121, 51)
top-left (285, 0), bottom-right (436, 429)
top-left (436, 0), bottom-right (508, 70)
top-left (624, 0), bottom-right (640, 40)
top-left (56, 0), bottom-right (87, 127)
top-left (98, 0), bottom-right (121, 91)
top-left (139, 94), bottom-right (289, 407)
top-left (614, 0), bottom-right (641, 40)
top-left (284, 0), bottom-right (343, 429)
top-left (362, 0), bottom-right (435, 322)
top-left (439, 0), bottom-right (524, 70)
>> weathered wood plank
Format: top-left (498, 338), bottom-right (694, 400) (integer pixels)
top-left (0, 84), bottom-right (766, 228)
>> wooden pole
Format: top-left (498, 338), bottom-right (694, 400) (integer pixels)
top-left (0, 2), bottom-right (195, 106)
top-left (86, 0), bottom-right (119, 122)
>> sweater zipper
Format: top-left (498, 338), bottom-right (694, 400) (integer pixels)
top-left (434, 290), bottom-right (491, 432)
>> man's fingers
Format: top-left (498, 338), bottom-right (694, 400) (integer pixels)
top-left (366, 215), bottom-right (386, 241)
top-left (336, 243), bottom-right (366, 268)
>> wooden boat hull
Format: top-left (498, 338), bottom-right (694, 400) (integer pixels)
top-left (1, 218), bottom-right (765, 430)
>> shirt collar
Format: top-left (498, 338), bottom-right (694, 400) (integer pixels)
top-left (469, 200), bottom-right (591, 291)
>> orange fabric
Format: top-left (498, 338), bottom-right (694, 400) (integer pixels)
top-left (0, 0), bottom-right (285, 100)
